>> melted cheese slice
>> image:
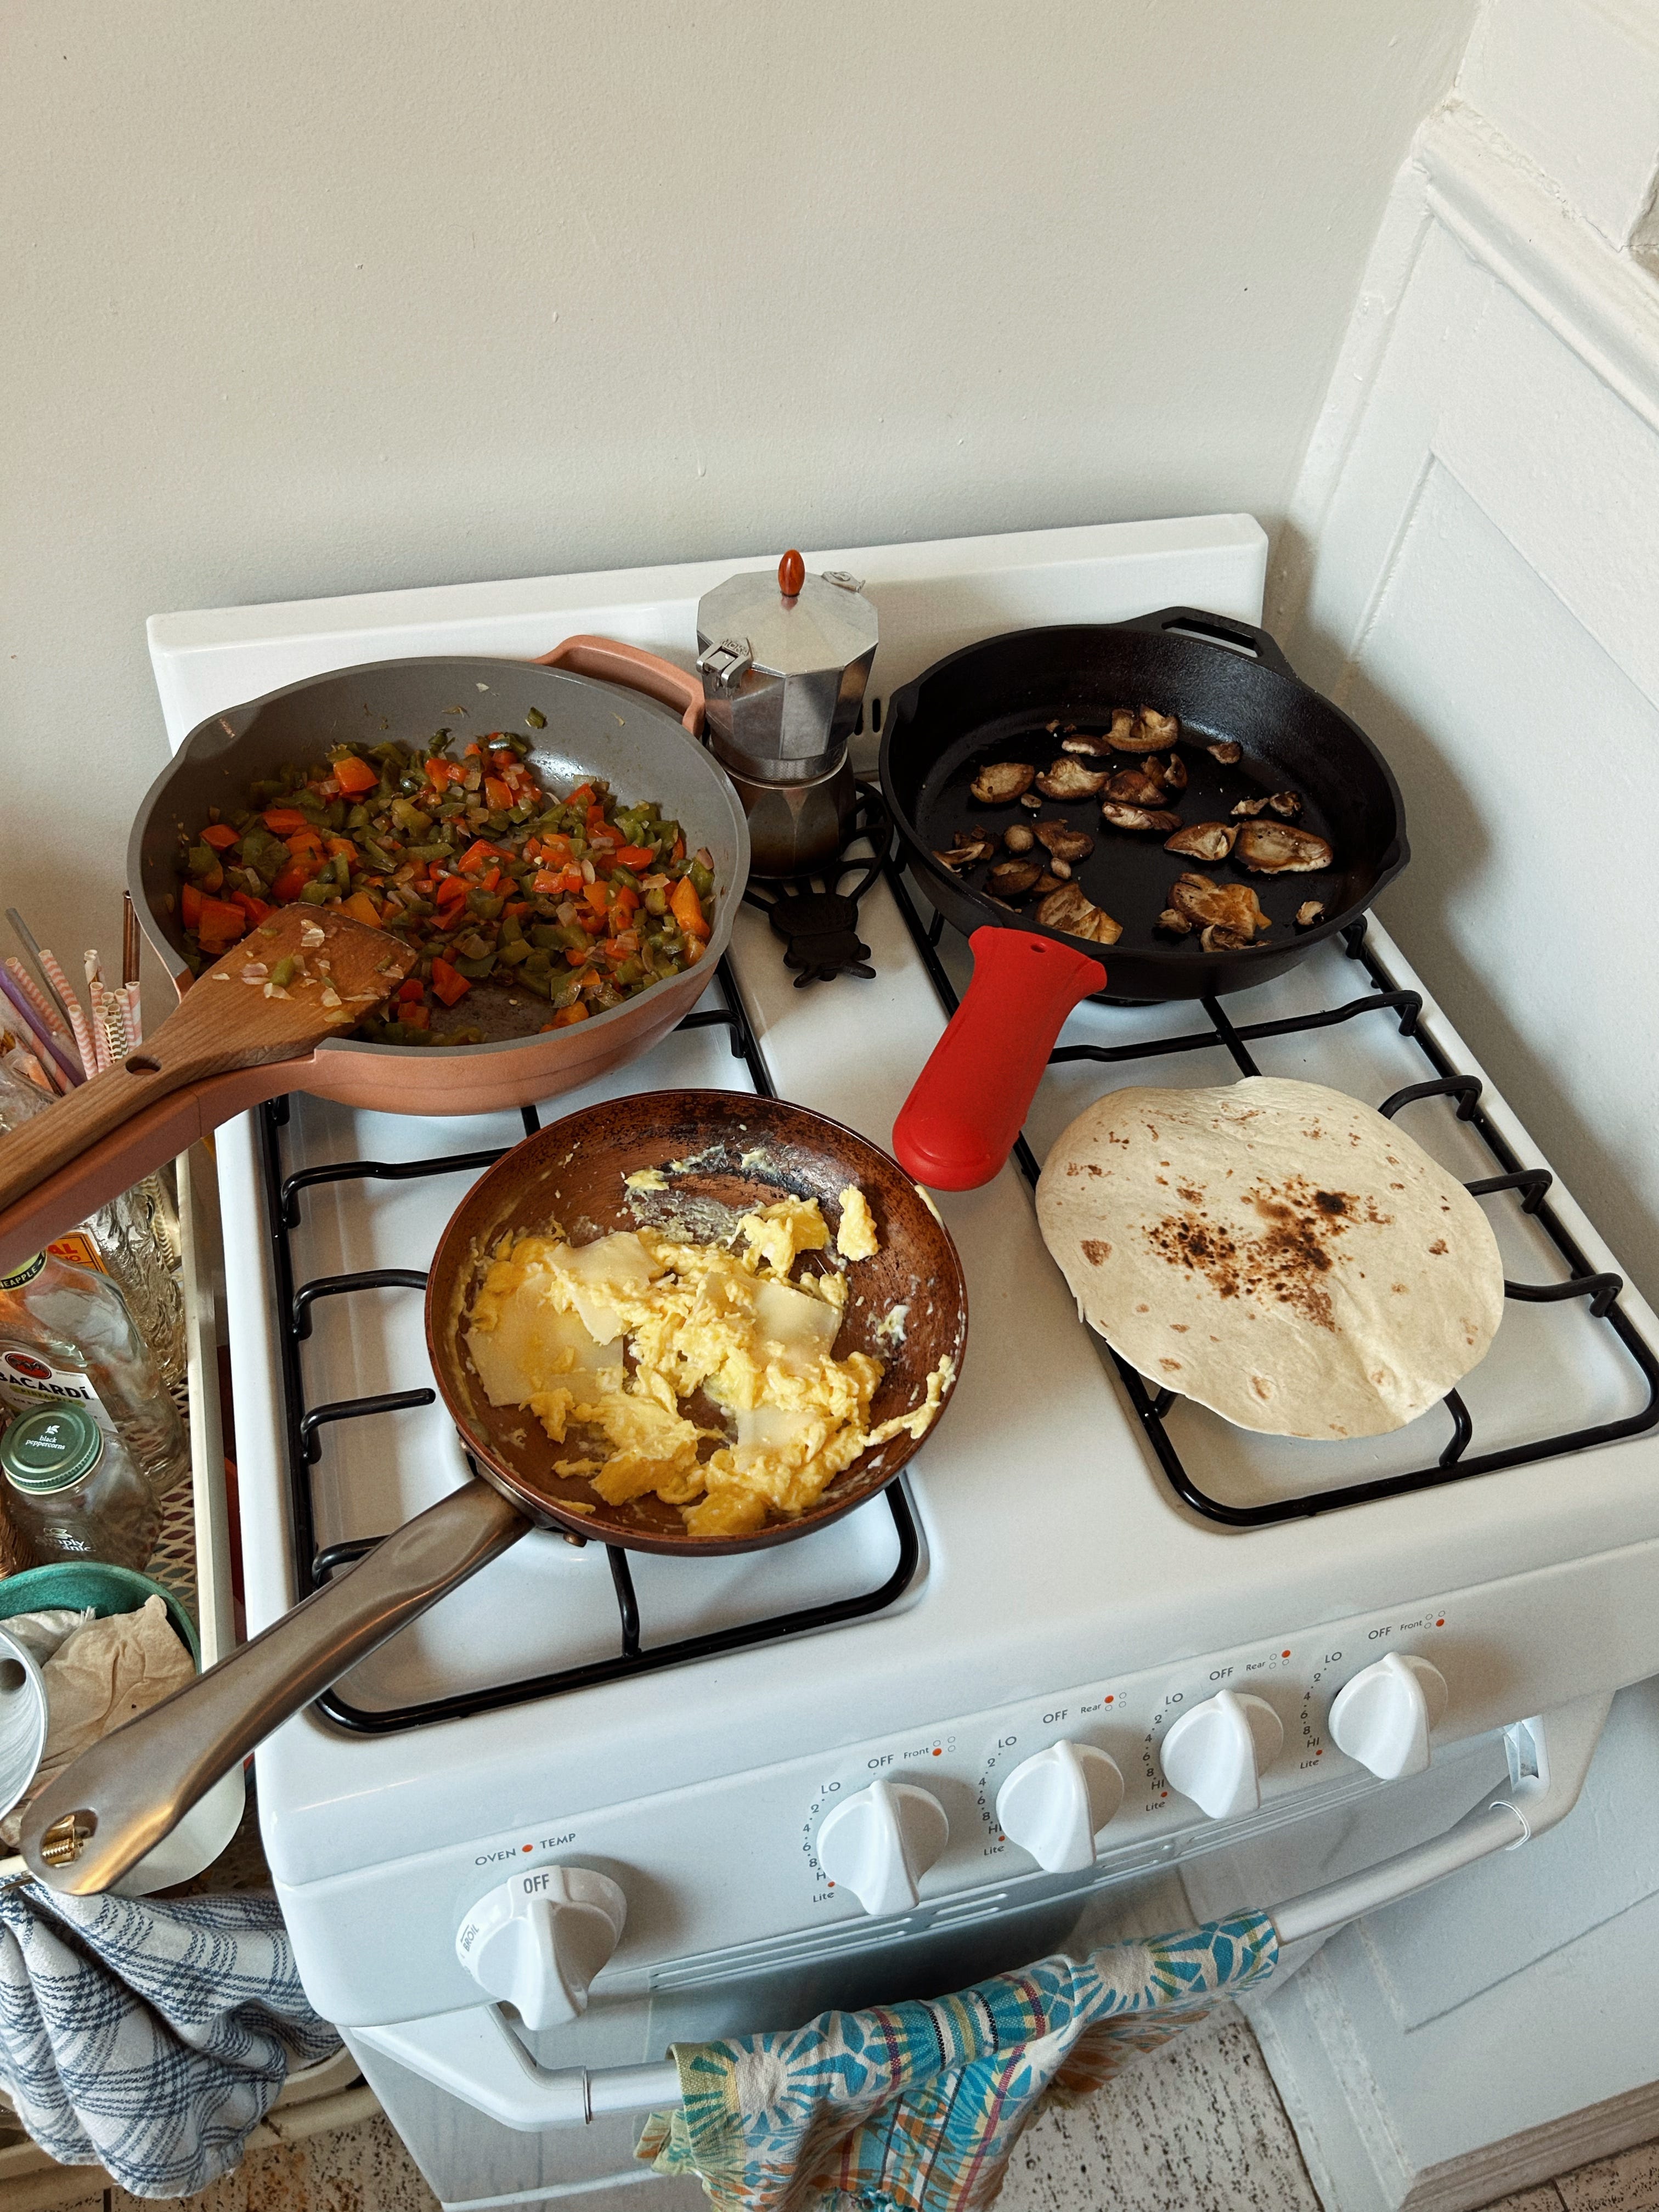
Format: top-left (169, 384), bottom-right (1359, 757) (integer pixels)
top-left (467, 1304), bottom-right (623, 1409)
top-left (752, 1278), bottom-right (842, 1373)
top-left (555, 1231), bottom-right (661, 1341)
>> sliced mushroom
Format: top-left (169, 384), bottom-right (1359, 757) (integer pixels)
top-left (1019, 792), bottom-right (1043, 812)
top-left (1104, 706), bottom-right (1180, 754)
top-left (1030, 871), bottom-right (1068, 900)
top-left (1200, 924), bottom-right (1249, 952)
top-left (1060, 730), bottom-right (1113, 758)
top-left (1235, 821), bottom-right (1335, 873)
top-left (1295, 900), bottom-right (1327, 929)
top-left (1268, 790), bottom-right (1304, 820)
top-left (986, 860), bottom-right (1043, 899)
top-left (1002, 823), bottom-right (1036, 854)
top-left (1155, 907), bottom-right (1194, 936)
top-left (1101, 803), bottom-right (1182, 833)
top-left (1168, 872), bottom-right (1272, 940)
top-left (1035, 757), bottom-right (1109, 800)
top-left (1159, 753), bottom-right (1188, 792)
top-left (1045, 856), bottom-right (1073, 881)
top-left (932, 830), bottom-right (997, 870)
top-left (969, 761), bottom-right (1036, 805)
top-left (1105, 767), bottom-right (1170, 807)
top-left (1206, 740), bottom-right (1242, 766)
top-left (1164, 821), bottom-right (1237, 862)
top-left (1035, 881), bottom-right (1123, 945)
top-left (1231, 794), bottom-right (1271, 819)
top-left (1034, 823), bottom-right (1096, 862)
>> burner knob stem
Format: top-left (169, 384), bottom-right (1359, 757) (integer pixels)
top-left (456, 1864), bottom-right (627, 2029)
top-left (815, 1779), bottom-right (948, 1916)
top-left (1160, 1691), bottom-right (1284, 1820)
top-left (1329, 1653), bottom-right (1449, 1780)
top-left (995, 1740), bottom-right (1124, 1872)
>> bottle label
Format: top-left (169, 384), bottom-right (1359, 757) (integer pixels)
top-left (0, 1254), bottom-right (46, 1292)
top-left (46, 1232), bottom-right (108, 1277)
top-left (0, 1348), bottom-right (115, 1434)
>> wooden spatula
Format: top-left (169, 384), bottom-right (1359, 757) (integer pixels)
top-left (0, 908), bottom-right (415, 1265)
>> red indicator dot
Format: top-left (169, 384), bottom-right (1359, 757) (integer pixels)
top-left (522, 1844), bottom-right (533, 1853)
top-left (933, 1747), bottom-right (941, 1756)
top-left (1282, 1650), bottom-right (1291, 1659)
top-left (827, 1881), bottom-right (834, 1888)
top-left (1436, 1618), bottom-right (1445, 1627)
top-left (1316, 1747), bottom-right (1323, 1757)
top-left (1160, 1790), bottom-right (1168, 1799)
top-left (1105, 1695), bottom-right (1114, 1705)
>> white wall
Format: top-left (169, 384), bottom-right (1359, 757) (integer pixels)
top-left (0, 0), bottom-right (1475, 989)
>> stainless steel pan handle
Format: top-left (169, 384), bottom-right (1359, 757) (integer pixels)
top-left (20, 1482), bottom-right (529, 1895)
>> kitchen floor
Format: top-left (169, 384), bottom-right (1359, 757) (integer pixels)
top-left (31, 2014), bottom-right (1659, 2211)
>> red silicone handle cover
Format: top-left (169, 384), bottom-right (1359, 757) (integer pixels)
top-left (891, 927), bottom-right (1107, 1189)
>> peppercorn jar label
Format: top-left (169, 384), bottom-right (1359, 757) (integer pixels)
top-left (0, 1347), bottom-right (115, 1433)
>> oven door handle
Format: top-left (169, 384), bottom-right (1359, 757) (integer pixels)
top-left (356, 1692), bottom-right (1611, 2131)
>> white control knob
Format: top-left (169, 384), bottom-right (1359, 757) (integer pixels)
top-left (456, 1864), bottom-right (627, 2029)
top-left (1329, 1652), bottom-right (1448, 1780)
top-left (996, 1741), bottom-right (1125, 1873)
top-left (816, 1780), bottom-right (948, 1915)
top-left (1160, 1691), bottom-right (1284, 1819)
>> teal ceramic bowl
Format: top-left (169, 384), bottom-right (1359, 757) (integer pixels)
top-left (0, 1565), bottom-right (200, 1666)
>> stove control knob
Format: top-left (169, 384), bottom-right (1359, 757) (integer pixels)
top-left (1329, 1653), bottom-right (1448, 1780)
top-left (1160, 1691), bottom-right (1284, 1820)
top-left (816, 1780), bottom-right (948, 1916)
top-left (455, 1864), bottom-right (627, 2030)
top-left (996, 1741), bottom-right (1125, 1873)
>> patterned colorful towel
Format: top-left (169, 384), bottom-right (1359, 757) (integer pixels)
top-left (638, 1912), bottom-right (1277, 2212)
top-left (0, 1882), bottom-right (340, 2198)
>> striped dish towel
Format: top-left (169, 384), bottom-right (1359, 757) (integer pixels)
top-left (0, 1882), bottom-right (340, 2198)
top-left (638, 1912), bottom-right (1277, 2212)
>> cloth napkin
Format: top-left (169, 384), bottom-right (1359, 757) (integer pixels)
top-left (0, 1881), bottom-right (340, 2198)
top-left (637, 1911), bottom-right (1277, 2212)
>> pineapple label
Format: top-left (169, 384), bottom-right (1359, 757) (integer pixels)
top-left (0, 1256), bottom-right (117, 1433)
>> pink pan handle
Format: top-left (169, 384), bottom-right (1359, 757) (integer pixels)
top-left (892, 928), bottom-right (1107, 1190)
top-left (537, 636), bottom-right (706, 737)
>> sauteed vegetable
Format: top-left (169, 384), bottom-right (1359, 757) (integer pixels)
top-left (172, 732), bottom-right (716, 1042)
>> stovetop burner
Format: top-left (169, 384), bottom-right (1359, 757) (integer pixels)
top-left (741, 784), bottom-right (891, 985)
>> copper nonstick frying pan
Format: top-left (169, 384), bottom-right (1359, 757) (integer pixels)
top-left (0, 638), bottom-right (750, 1272)
top-left (20, 1091), bottom-right (968, 1894)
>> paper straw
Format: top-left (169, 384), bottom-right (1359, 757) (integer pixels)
top-left (123, 979), bottom-right (144, 1049)
top-left (3, 958), bottom-right (72, 1043)
top-left (39, 949), bottom-right (97, 1085)
top-left (6, 910), bottom-right (77, 1037)
top-left (82, 955), bottom-right (110, 1075)
top-left (0, 967), bottom-right (83, 1087)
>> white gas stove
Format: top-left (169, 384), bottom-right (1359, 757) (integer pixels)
top-left (150, 520), bottom-right (1659, 2212)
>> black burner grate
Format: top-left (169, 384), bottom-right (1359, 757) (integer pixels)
top-left (258, 952), bottom-right (921, 1735)
top-left (886, 863), bottom-right (1659, 1526)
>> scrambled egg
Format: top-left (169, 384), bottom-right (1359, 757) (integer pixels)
top-left (466, 1191), bottom-right (952, 1538)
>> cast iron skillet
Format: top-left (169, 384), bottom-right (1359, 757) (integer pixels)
top-left (20, 1092), bottom-right (968, 1895)
top-left (880, 607), bottom-right (1408, 1188)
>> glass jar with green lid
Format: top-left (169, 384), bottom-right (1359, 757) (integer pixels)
top-left (0, 1404), bottom-right (160, 1573)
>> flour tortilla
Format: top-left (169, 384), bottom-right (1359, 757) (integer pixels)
top-left (1036, 1077), bottom-right (1505, 1439)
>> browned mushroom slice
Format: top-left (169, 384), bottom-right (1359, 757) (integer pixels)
top-left (1002, 823), bottom-right (1036, 854)
top-left (1295, 900), bottom-right (1327, 929)
top-left (932, 830), bottom-right (997, 870)
top-left (1206, 740), bottom-right (1243, 765)
top-left (1035, 881), bottom-right (1122, 945)
top-left (1200, 923), bottom-right (1249, 952)
top-left (1045, 856), bottom-right (1074, 881)
top-left (1231, 794), bottom-right (1271, 819)
top-left (1019, 791), bottom-right (1043, 812)
top-left (1034, 757), bottom-right (1109, 800)
top-left (1155, 907), bottom-right (1194, 936)
top-left (1060, 730), bottom-right (1113, 758)
top-left (1030, 871), bottom-right (1067, 900)
top-left (1168, 872), bottom-right (1272, 939)
top-left (1159, 753), bottom-right (1188, 792)
top-left (1101, 803), bottom-right (1182, 832)
top-left (1104, 767), bottom-right (1170, 807)
top-left (1164, 821), bottom-right (1238, 862)
top-left (969, 761), bottom-right (1037, 805)
top-left (1268, 791), bottom-right (1304, 820)
top-left (1138, 707), bottom-right (1179, 747)
top-left (1104, 707), bottom-right (1173, 754)
top-left (986, 860), bottom-right (1043, 899)
top-left (1034, 823), bottom-right (1096, 862)
top-left (1235, 821), bottom-right (1335, 873)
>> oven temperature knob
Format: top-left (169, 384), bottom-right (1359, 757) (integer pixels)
top-left (1160, 1691), bottom-right (1284, 1819)
top-left (1329, 1653), bottom-right (1448, 1780)
top-left (996, 1742), bottom-right (1125, 1872)
top-left (816, 1781), bottom-right (948, 1915)
top-left (455, 1865), bottom-right (627, 2030)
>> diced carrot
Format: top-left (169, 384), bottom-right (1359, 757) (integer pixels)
top-left (397, 978), bottom-right (426, 1002)
top-left (481, 867), bottom-right (501, 893)
top-left (180, 883), bottom-right (205, 930)
top-left (458, 839), bottom-right (496, 875)
top-left (400, 1002), bottom-right (431, 1030)
top-left (550, 1003), bottom-right (590, 1026)
top-left (262, 807), bottom-right (314, 834)
top-left (269, 861), bottom-right (316, 901)
top-left (608, 888), bottom-right (640, 932)
top-left (505, 900), bottom-right (531, 919)
top-left (616, 844), bottom-right (656, 870)
top-left (201, 822), bottom-right (241, 851)
top-left (537, 833), bottom-right (574, 864)
top-left (196, 895), bottom-right (248, 954)
top-left (484, 776), bottom-right (515, 812)
top-left (341, 890), bottom-right (381, 927)
top-left (230, 890), bottom-right (274, 926)
top-left (531, 868), bottom-right (566, 895)
top-left (430, 957), bottom-right (471, 1007)
top-left (325, 834), bottom-right (358, 862)
top-left (568, 783), bottom-right (596, 808)
top-left (435, 876), bottom-right (470, 909)
top-left (670, 878), bottom-right (709, 939)
top-left (583, 880), bottom-right (612, 919)
top-left (332, 755), bottom-right (380, 796)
